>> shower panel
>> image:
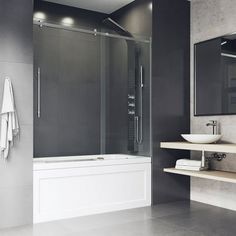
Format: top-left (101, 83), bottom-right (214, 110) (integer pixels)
top-left (135, 65), bottom-right (144, 144)
top-left (127, 41), bottom-right (138, 152)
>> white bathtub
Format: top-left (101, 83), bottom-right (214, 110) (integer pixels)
top-left (33, 154), bottom-right (151, 223)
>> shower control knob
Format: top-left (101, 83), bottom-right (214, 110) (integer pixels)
top-left (128, 95), bottom-right (135, 99)
top-left (128, 103), bottom-right (135, 107)
top-left (128, 110), bottom-right (135, 115)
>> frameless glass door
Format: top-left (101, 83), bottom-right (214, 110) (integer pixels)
top-left (34, 25), bottom-right (101, 157)
top-left (34, 23), bottom-right (151, 158)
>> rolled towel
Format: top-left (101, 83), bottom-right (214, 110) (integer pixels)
top-left (176, 159), bottom-right (202, 167)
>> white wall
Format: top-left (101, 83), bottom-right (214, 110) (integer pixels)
top-left (191, 0), bottom-right (236, 210)
top-left (0, 0), bottom-right (33, 228)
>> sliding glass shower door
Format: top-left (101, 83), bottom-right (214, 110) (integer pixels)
top-left (34, 25), bottom-right (101, 157)
top-left (34, 23), bottom-right (151, 158)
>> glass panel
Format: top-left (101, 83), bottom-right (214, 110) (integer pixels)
top-left (34, 25), bottom-right (101, 157)
top-left (34, 24), bottom-right (151, 158)
top-left (101, 36), bottom-right (151, 156)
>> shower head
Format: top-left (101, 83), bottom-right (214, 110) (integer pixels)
top-left (102, 17), bottom-right (133, 38)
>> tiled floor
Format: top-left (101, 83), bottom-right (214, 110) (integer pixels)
top-left (1, 201), bottom-right (236, 236)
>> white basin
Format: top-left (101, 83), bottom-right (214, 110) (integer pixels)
top-left (181, 134), bottom-right (222, 144)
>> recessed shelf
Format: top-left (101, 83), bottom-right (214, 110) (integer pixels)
top-left (160, 142), bottom-right (236, 154)
top-left (164, 168), bottom-right (236, 184)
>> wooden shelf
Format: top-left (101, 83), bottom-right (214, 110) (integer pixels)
top-left (164, 168), bottom-right (236, 184)
top-left (160, 142), bottom-right (236, 154)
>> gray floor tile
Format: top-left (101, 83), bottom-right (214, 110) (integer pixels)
top-left (67, 218), bottom-right (184, 236)
top-left (0, 225), bottom-right (33, 236)
top-left (164, 229), bottom-right (206, 236)
top-left (1, 201), bottom-right (236, 236)
top-left (58, 207), bottom-right (153, 233)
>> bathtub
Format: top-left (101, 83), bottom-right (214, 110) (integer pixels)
top-left (33, 154), bottom-right (151, 223)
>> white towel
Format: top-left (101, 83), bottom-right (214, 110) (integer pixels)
top-left (176, 159), bottom-right (202, 167)
top-left (0, 78), bottom-right (19, 159)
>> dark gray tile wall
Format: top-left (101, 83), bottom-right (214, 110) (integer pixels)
top-left (111, 0), bottom-right (152, 38)
top-left (152, 0), bottom-right (190, 204)
top-left (34, 0), bottom-right (108, 30)
top-left (0, 0), bottom-right (33, 229)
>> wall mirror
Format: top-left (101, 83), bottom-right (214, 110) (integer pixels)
top-left (194, 32), bottom-right (236, 116)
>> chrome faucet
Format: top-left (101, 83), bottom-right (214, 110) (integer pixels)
top-left (206, 120), bottom-right (217, 135)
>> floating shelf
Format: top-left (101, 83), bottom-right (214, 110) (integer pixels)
top-left (160, 142), bottom-right (236, 154)
top-left (164, 168), bottom-right (236, 184)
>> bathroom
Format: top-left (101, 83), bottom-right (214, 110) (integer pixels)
top-left (0, 0), bottom-right (236, 235)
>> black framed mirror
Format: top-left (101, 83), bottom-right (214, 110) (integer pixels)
top-left (194, 32), bottom-right (236, 116)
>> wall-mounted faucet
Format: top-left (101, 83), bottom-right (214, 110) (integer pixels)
top-left (206, 120), bottom-right (217, 135)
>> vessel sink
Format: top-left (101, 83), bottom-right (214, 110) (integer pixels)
top-left (181, 134), bottom-right (222, 144)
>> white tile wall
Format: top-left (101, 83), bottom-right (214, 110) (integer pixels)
top-left (0, 0), bottom-right (33, 229)
top-left (191, 0), bottom-right (236, 210)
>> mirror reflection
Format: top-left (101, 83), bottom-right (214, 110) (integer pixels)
top-left (195, 33), bottom-right (236, 116)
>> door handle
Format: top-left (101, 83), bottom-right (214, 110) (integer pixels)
top-left (37, 67), bottom-right (41, 118)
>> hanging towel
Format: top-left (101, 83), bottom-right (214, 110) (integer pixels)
top-left (0, 78), bottom-right (19, 159)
